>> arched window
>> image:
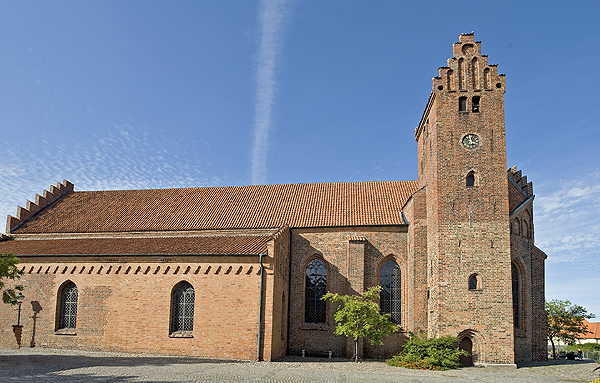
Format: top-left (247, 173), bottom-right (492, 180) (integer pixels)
top-left (305, 259), bottom-right (327, 323)
top-left (523, 220), bottom-right (530, 239)
top-left (468, 274), bottom-right (479, 290)
top-left (458, 58), bottom-right (465, 90)
top-left (58, 281), bottom-right (78, 330)
top-left (380, 259), bottom-right (401, 324)
top-left (466, 171), bottom-right (475, 187)
top-left (512, 264), bottom-right (520, 328)
top-left (171, 281), bottom-right (195, 333)
top-left (471, 57), bottom-right (479, 90)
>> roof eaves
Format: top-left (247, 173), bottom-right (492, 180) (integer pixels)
top-left (16, 252), bottom-right (268, 258)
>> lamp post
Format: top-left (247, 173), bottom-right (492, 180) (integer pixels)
top-left (16, 292), bottom-right (25, 326)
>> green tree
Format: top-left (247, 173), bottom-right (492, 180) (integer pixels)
top-left (1, 253), bottom-right (24, 305)
top-left (546, 299), bottom-right (595, 359)
top-left (322, 286), bottom-right (397, 362)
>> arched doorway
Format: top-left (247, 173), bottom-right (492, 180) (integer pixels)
top-left (459, 337), bottom-right (473, 366)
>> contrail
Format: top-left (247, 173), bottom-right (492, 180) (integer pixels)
top-left (251, 0), bottom-right (292, 185)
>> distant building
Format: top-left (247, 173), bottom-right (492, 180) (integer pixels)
top-left (0, 33), bottom-right (547, 365)
top-left (578, 320), bottom-right (600, 344)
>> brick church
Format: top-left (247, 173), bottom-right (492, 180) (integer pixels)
top-left (0, 34), bottom-right (547, 365)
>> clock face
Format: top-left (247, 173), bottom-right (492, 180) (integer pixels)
top-left (462, 134), bottom-right (480, 149)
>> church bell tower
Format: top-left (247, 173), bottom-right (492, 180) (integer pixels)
top-left (415, 33), bottom-right (514, 364)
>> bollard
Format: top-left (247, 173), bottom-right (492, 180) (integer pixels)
top-left (302, 349), bottom-right (305, 357)
top-left (329, 351), bottom-right (332, 358)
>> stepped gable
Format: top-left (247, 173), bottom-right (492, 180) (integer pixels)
top-left (9, 180), bottom-right (419, 234)
top-left (508, 166), bottom-right (534, 213)
top-left (6, 180), bottom-right (74, 234)
top-left (0, 234), bottom-right (272, 256)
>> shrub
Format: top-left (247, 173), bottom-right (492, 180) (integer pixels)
top-left (386, 332), bottom-right (468, 371)
top-left (566, 343), bottom-right (600, 352)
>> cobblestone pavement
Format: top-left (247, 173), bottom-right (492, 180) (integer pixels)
top-left (1, 348), bottom-right (599, 383)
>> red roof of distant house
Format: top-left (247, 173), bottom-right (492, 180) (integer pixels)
top-left (581, 319), bottom-right (600, 339)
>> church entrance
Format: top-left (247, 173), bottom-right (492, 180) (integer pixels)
top-left (459, 337), bottom-right (473, 366)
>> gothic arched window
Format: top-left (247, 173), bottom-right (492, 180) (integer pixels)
top-left (305, 259), bottom-right (327, 323)
top-left (466, 171), bottom-right (475, 187)
top-left (58, 281), bottom-right (78, 330)
top-left (468, 274), bottom-right (479, 290)
top-left (512, 264), bottom-right (521, 328)
top-left (380, 259), bottom-right (401, 324)
top-left (171, 281), bottom-right (195, 333)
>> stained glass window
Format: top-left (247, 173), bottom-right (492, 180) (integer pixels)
top-left (305, 259), bottom-right (327, 323)
top-left (380, 260), bottom-right (401, 324)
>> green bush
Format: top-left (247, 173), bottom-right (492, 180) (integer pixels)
top-left (566, 343), bottom-right (600, 352)
top-left (386, 332), bottom-right (468, 371)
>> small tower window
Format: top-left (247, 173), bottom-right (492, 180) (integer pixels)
top-left (468, 274), bottom-right (479, 290)
top-left (472, 96), bottom-right (480, 112)
top-left (459, 97), bottom-right (467, 112)
top-left (466, 171), bottom-right (475, 187)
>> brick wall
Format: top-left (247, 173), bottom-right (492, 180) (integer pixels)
top-left (288, 226), bottom-right (410, 359)
top-left (0, 255), bottom-right (266, 360)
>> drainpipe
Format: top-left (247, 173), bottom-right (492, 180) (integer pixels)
top-left (257, 253), bottom-right (266, 361)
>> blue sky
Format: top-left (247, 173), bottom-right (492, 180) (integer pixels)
top-left (1, 1), bottom-right (599, 317)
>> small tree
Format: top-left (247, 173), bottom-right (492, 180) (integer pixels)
top-left (1, 253), bottom-right (24, 304)
top-left (322, 286), bottom-right (397, 362)
top-left (546, 299), bottom-right (595, 359)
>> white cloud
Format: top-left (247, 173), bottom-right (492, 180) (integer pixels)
top-left (535, 174), bottom-right (600, 265)
top-left (0, 125), bottom-right (225, 233)
top-left (251, 0), bottom-right (293, 185)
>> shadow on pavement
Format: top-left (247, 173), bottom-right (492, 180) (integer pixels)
top-left (517, 358), bottom-right (599, 368)
top-left (0, 352), bottom-right (243, 378)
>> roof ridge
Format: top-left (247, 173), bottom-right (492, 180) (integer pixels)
top-left (68, 179), bottom-right (418, 194)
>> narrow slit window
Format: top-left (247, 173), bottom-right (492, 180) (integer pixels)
top-left (472, 96), bottom-right (480, 112)
top-left (459, 97), bottom-right (467, 112)
top-left (466, 171), bottom-right (475, 187)
top-left (512, 264), bottom-right (520, 328)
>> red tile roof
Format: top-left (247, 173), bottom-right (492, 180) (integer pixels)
top-left (10, 181), bottom-right (418, 234)
top-left (0, 235), bottom-right (271, 256)
top-left (581, 320), bottom-right (600, 339)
